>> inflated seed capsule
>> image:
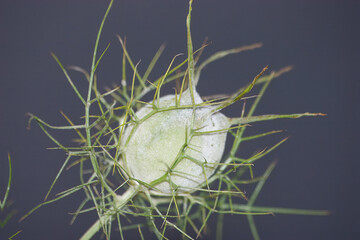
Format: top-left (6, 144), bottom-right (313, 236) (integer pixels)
top-left (121, 89), bottom-right (231, 194)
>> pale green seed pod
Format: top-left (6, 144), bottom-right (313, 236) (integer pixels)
top-left (121, 89), bottom-right (230, 194)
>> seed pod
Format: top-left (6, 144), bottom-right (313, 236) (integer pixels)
top-left (121, 89), bottom-right (230, 194)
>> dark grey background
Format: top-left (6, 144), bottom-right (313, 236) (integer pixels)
top-left (0, 0), bottom-right (359, 239)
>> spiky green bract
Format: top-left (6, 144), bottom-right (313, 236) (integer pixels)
top-left (0, 154), bottom-right (12, 211)
top-left (22, 0), bottom-right (328, 239)
top-left (0, 153), bottom-right (19, 233)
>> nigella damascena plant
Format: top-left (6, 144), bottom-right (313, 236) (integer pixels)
top-left (22, 0), bottom-right (328, 239)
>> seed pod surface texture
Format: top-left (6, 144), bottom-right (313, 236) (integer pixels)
top-left (121, 90), bottom-right (230, 194)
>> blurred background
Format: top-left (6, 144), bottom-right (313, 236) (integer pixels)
top-left (0, 0), bottom-right (359, 239)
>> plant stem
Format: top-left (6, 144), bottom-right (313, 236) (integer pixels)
top-left (229, 112), bottom-right (325, 126)
top-left (80, 185), bottom-right (140, 240)
top-left (85, 0), bottom-right (115, 197)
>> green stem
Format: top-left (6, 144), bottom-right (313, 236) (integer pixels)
top-left (220, 204), bottom-right (330, 216)
top-left (85, 0), bottom-right (115, 197)
top-left (80, 186), bottom-right (140, 240)
top-left (229, 112), bottom-right (325, 126)
top-left (0, 153), bottom-right (12, 210)
top-left (186, 0), bottom-right (196, 106)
